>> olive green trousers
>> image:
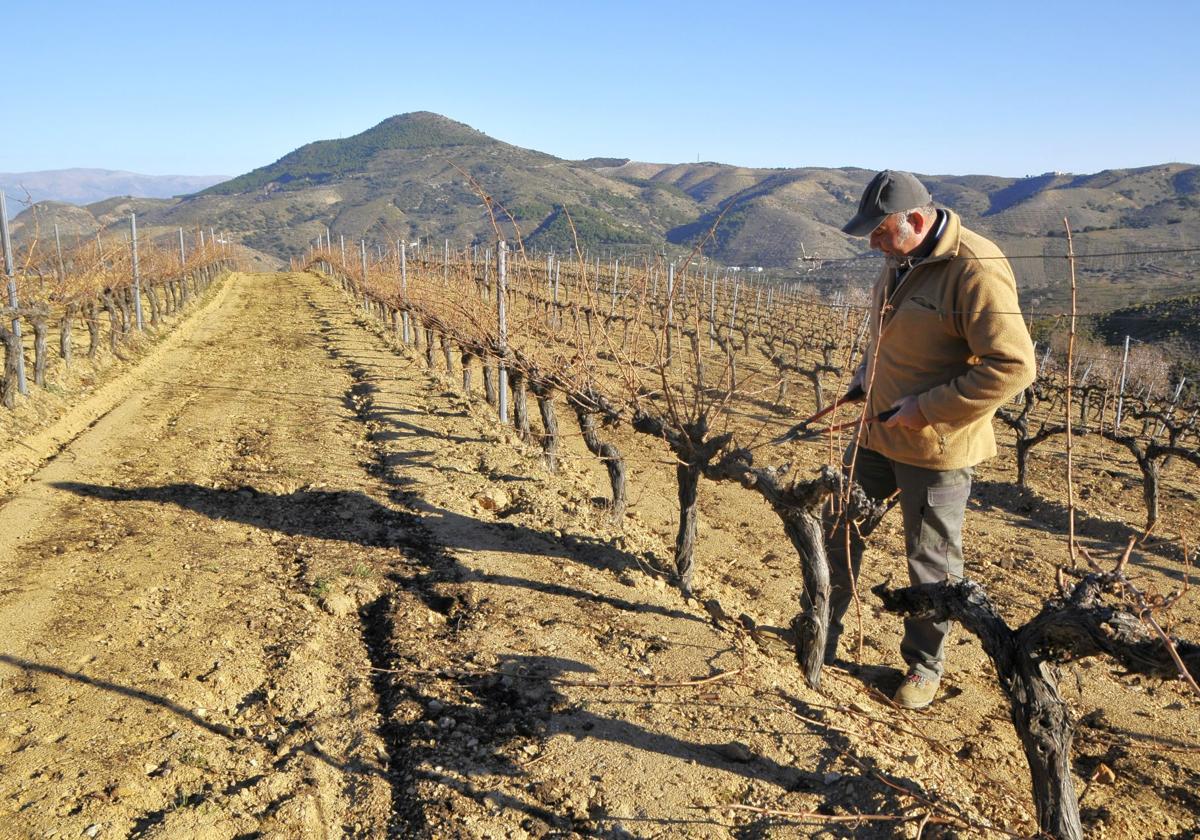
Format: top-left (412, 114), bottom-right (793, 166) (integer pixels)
top-left (825, 446), bottom-right (972, 680)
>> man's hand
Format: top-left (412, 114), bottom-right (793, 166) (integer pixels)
top-left (884, 395), bottom-right (929, 430)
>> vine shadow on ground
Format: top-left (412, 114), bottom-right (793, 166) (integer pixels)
top-left (377, 651), bottom-right (840, 838)
top-left (49, 482), bottom-right (702, 627)
top-left (0, 653), bottom-right (389, 837)
top-left (971, 478), bottom-right (1191, 583)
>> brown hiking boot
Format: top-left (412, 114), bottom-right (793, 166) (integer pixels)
top-left (893, 672), bottom-right (939, 710)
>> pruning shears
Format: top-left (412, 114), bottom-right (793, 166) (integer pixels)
top-left (771, 384), bottom-right (900, 444)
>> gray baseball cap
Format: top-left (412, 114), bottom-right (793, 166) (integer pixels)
top-left (842, 170), bottom-right (932, 236)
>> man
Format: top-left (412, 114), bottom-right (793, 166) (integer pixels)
top-left (828, 170), bottom-right (1036, 709)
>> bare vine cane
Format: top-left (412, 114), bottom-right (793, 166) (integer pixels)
top-left (1079, 537), bottom-right (1200, 696)
top-left (837, 290), bottom-right (891, 663)
top-left (1064, 216), bottom-right (1079, 566)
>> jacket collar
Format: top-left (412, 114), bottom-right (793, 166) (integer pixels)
top-left (884, 209), bottom-right (960, 275)
top-left (925, 209), bottom-right (961, 262)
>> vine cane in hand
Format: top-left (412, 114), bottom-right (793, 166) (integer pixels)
top-left (771, 384), bottom-right (880, 445)
top-left (777, 406), bottom-right (901, 443)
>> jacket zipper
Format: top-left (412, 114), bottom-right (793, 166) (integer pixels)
top-left (881, 263), bottom-right (925, 327)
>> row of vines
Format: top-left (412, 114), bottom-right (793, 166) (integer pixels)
top-left (1, 221), bottom-right (238, 410)
top-left (299, 234), bottom-right (1199, 839)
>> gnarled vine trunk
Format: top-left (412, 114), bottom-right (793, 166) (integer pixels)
top-left (483, 362), bottom-right (498, 408)
top-left (508, 369), bottom-right (531, 442)
top-left (31, 312), bottom-right (48, 387)
top-left (100, 292), bottom-right (121, 352)
top-left (145, 284), bottom-right (161, 326)
top-left (59, 305), bottom-right (75, 369)
top-left (0, 322), bottom-right (19, 408)
top-left (572, 405), bottom-right (627, 526)
top-left (461, 351), bottom-right (474, 394)
top-left (86, 301), bottom-right (101, 358)
top-left (531, 382), bottom-right (559, 472)
top-left (673, 462), bottom-right (702, 594)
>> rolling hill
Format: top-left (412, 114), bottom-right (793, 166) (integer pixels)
top-left (12, 112), bottom-right (1200, 309)
top-left (0, 169), bottom-right (228, 206)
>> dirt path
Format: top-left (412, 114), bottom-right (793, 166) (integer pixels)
top-left (1, 271), bottom-right (1197, 840)
top-left (0, 273), bottom-right (395, 838)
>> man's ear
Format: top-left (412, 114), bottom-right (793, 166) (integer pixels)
top-left (907, 211), bottom-right (928, 233)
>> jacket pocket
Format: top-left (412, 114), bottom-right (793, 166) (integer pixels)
top-left (907, 295), bottom-right (942, 316)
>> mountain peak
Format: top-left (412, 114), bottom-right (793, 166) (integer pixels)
top-left (201, 112), bottom-right (497, 196)
top-left (355, 111), bottom-right (495, 150)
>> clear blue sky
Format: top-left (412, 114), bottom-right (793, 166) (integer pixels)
top-left (6, 0), bottom-right (1198, 178)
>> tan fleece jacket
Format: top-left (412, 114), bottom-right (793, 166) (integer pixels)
top-left (858, 211), bottom-right (1036, 470)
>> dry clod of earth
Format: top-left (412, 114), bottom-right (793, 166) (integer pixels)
top-left (472, 487), bottom-right (511, 512)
